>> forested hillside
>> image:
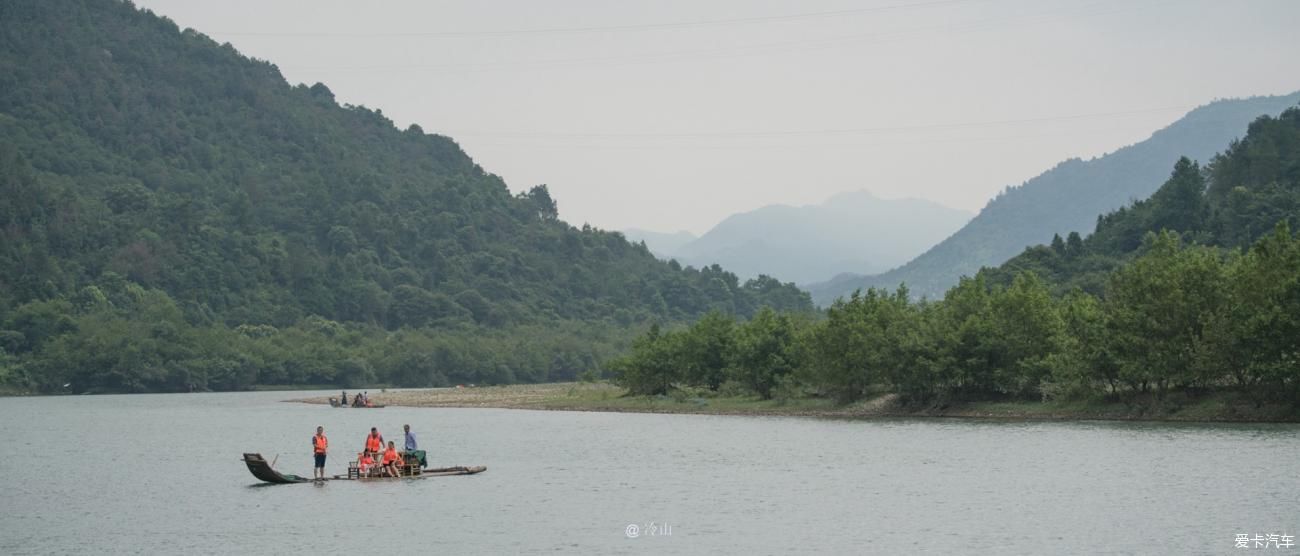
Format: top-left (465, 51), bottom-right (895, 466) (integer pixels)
top-left (614, 108), bottom-right (1300, 410)
top-left (0, 0), bottom-right (810, 393)
top-left (985, 108), bottom-right (1300, 293)
top-left (809, 92), bottom-right (1300, 304)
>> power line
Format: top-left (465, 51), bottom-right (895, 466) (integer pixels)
top-left (465, 125), bottom-right (1174, 152)
top-left (212, 0), bottom-right (990, 38)
top-left (439, 105), bottom-right (1195, 140)
top-left (276, 0), bottom-right (1158, 75)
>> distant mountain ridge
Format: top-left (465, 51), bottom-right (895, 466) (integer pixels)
top-left (633, 190), bottom-right (971, 285)
top-left (621, 228), bottom-right (697, 258)
top-left (808, 92), bottom-right (1300, 304)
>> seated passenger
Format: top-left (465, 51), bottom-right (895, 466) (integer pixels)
top-left (381, 441), bottom-right (403, 477)
top-left (358, 452), bottom-right (375, 476)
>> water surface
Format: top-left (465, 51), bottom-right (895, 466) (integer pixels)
top-left (0, 391), bottom-right (1295, 554)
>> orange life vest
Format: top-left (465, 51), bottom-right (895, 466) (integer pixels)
top-left (382, 447), bottom-right (400, 465)
top-left (366, 434), bottom-right (382, 452)
top-left (313, 434), bottom-right (328, 454)
top-left (359, 455), bottom-right (374, 471)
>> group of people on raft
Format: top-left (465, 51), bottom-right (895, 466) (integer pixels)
top-left (310, 424), bottom-right (423, 480)
top-left (339, 391), bottom-right (374, 407)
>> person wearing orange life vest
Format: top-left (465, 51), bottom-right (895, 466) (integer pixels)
top-left (364, 427), bottom-right (384, 457)
top-left (357, 452), bottom-right (375, 477)
top-left (311, 426), bottom-right (328, 480)
top-left (380, 441), bottom-right (403, 477)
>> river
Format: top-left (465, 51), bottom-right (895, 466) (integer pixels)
top-left (0, 390), bottom-right (1295, 554)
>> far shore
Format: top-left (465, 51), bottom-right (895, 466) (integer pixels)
top-left (291, 382), bottom-right (1300, 423)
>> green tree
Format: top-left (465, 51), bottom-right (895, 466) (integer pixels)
top-left (677, 310), bottom-right (735, 390)
top-left (335, 357), bottom-right (376, 389)
top-left (800, 287), bottom-right (919, 402)
top-left (1209, 223), bottom-right (1300, 402)
top-left (1053, 290), bottom-right (1115, 396)
top-left (1103, 232), bottom-right (1228, 397)
top-left (984, 273), bottom-right (1065, 397)
top-left (728, 308), bottom-right (798, 399)
top-left (609, 324), bottom-right (681, 396)
top-left (933, 275), bottom-right (996, 397)
top-left (1148, 157), bottom-right (1208, 234)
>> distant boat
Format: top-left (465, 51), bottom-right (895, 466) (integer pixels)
top-left (241, 453), bottom-right (485, 484)
top-left (329, 398), bottom-right (385, 408)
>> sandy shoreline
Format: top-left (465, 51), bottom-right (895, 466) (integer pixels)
top-left (291, 382), bottom-right (906, 417)
top-left (289, 382), bottom-right (1299, 422)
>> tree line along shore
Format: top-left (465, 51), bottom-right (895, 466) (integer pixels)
top-left (608, 111), bottom-right (1300, 420)
top-left (603, 229), bottom-right (1299, 422)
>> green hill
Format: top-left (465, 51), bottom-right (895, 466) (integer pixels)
top-left (984, 107), bottom-right (1300, 293)
top-left (808, 92), bottom-right (1300, 304)
top-left (611, 107), bottom-right (1300, 410)
top-left (0, 0), bottom-right (810, 393)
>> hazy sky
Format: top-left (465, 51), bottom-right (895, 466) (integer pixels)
top-left (134, 0), bottom-right (1300, 234)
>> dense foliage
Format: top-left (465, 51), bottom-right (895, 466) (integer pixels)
top-left (809, 92), bottom-right (1300, 303)
top-left (0, 0), bottom-right (810, 392)
top-left (617, 229), bottom-right (1299, 407)
top-left (986, 109), bottom-right (1300, 294)
top-left (614, 111), bottom-right (1300, 408)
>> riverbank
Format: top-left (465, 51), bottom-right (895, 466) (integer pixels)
top-left (292, 382), bottom-right (1300, 422)
top-left (0, 385), bottom-right (31, 396)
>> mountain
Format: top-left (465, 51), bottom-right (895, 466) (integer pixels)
top-left (808, 92), bottom-right (1300, 304)
top-left (0, 0), bottom-right (811, 392)
top-left (661, 190), bottom-right (971, 285)
top-left (615, 108), bottom-right (1300, 409)
top-left (620, 228), bottom-right (696, 258)
top-left (983, 107), bottom-right (1300, 295)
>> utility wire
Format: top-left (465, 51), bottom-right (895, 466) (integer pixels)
top-left (277, 0), bottom-right (1157, 75)
top-left (439, 105), bottom-right (1194, 140)
top-left (213, 0), bottom-right (990, 38)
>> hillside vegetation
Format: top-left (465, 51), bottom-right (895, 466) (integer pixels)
top-left (986, 110), bottom-right (1300, 293)
top-left (809, 92), bottom-right (1300, 304)
top-left (614, 109), bottom-right (1300, 413)
top-left (0, 0), bottom-right (810, 393)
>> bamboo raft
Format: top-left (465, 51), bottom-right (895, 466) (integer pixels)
top-left (329, 398), bottom-right (386, 408)
top-left (241, 453), bottom-right (485, 484)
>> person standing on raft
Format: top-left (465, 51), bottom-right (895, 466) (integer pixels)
top-left (404, 424), bottom-right (426, 467)
top-left (311, 426), bottom-right (328, 480)
top-left (364, 427), bottom-right (384, 457)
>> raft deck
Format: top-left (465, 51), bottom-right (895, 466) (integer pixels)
top-left (241, 453), bottom-right (485, 484)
